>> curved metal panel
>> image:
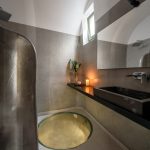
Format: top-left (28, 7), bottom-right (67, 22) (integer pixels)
top-left (0, 27), bottom-right (37, 150)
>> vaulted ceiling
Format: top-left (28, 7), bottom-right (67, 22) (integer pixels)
top-left (0, 0), bottom-right (122, 36)
top-left (0, 0), bottom-right (88, 36)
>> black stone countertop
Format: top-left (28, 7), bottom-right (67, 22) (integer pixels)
top-left (67, 83), bottom-right (150, 130)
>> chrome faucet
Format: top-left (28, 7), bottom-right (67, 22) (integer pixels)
top-left (126, 72), bottom-right (150, 84)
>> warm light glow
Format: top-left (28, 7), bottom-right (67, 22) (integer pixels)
top-left (85, 79), bottom-right (90, 86)
top-left (77, 81), bottom-right (81, 85)
top-left (87, 70), bottom-right (96, 79)
top-left (85, 87), bottom-right (90, 93)
top-left (86, 70), bottom-right (99, 86)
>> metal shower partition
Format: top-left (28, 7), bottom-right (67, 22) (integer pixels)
top-left (0, 27), bottom-right (37, 150)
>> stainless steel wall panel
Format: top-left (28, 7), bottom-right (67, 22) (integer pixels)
top-left (0, 27), bottom-right (37, 150)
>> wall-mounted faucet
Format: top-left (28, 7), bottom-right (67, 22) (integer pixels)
top-left (126, 72), bottom-right (150, 84)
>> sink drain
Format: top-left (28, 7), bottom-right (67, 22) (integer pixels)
top-left (38, 112), bottom-right (92, 149)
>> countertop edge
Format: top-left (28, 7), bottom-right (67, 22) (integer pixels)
top-left (67, 83), bottom-right (150, 130)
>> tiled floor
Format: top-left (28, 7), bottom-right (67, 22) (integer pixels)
top-left (38, 107), bottom-right (128, 150)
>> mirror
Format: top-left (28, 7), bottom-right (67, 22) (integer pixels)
top-left (97, 0), bottom-right (150, 69)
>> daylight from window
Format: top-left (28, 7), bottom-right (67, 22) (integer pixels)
top-left (82, 3), bottom-right (95, 45)
top-left (88, 13), bottom-right (95, 40)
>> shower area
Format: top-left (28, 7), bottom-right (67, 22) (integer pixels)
top-left (0, 6), bottom-right (126, 150)
top-left (0, 27), bottom-right (37, 149)
top-left (1, 1), bottom-right (150, 150)
top-left (0, 2), bottom-right (135, 150)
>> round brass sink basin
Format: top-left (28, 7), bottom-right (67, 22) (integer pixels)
top-left (38, 112), bottom-right (92, 150)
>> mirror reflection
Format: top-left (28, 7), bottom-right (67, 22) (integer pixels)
top-left (97, 0), bottom-right (150, 69)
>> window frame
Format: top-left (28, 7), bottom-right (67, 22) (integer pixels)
top-left (87, 12), bottom-right (95, 41)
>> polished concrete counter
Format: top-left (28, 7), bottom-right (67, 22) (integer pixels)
top-left (67, 83), bottom-right (150, 129)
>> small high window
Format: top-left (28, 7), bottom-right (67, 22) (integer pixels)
top-left (87, 12), bottom-right (95, 40)
top-left (82, 3), bottom-right (95, 45)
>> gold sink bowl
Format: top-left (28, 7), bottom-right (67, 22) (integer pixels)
top-left (38, 112), bottom-right (92, 149)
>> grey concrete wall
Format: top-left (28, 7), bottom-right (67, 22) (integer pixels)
top-left (97, 40), bottom-right (127, 69)
top-left (77, 38), bottom-right (150, 150)
top-left (77, 1), bottom-right (150, 147)
top-left (127, 38), bottom-right (150, 68)
top-left (0, 21), bottom-right (78, 113)
top-left (1, 18), bottom-right (150, 150)
top-left (82, 96), bottom-right (150, 150)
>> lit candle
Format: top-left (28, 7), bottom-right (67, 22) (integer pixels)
top-left (85, 79), bottom-right (90, 86)
top-left (85, 87), bottom-right (90, 93)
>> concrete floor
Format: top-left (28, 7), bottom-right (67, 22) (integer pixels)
top-left (38, 107), bottom-right (128, 150)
